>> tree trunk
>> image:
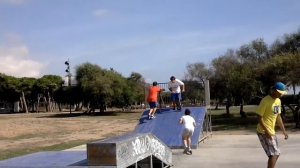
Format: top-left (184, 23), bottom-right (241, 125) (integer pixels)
top-left (47, 92), bottom-right (52, 112)
top-left (58, 103), bottom-right (62, 112)
top-left (225, 104), bottom-right (230, 116)
top-left (239, 99), bottom-right (247, 118)
top-left (21, 91), bottom-right (28, 113)
top-left (225, 98), bottom-right (231, 116)
top-left (19, 97), bottom-right (24, 111)
top-left (214, 103), bottom-right (219, 110)
top-left (293, 83), bottom-right (296, 95)
top-left (295, 106), bottom-right (299, 128)
top-left (43, 96), bottom-right (48, 112)
top-left (37, 96), bottom-right (40, 113)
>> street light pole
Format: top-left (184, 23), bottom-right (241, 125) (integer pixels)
top-left (65, 59), bottom-right (72, 114)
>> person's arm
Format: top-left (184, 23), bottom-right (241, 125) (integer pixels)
top-left (179, 117), bottom-right (183, 124)
top-left (181, 85), bottom-right (185, 92)
top-left (258, 115), bottom-right (272, 139)
top-left (176, 79), bottom-right (185, 92)
top-left (276, 114), bottom-right (288, 140)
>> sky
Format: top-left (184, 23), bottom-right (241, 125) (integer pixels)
top-left (0, 0), bottom-right (300, 83)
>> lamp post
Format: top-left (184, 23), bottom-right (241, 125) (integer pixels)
top-left (65, 59), bottom-right (72, 114)
top-left (65, 60), bottom-right (71, 87)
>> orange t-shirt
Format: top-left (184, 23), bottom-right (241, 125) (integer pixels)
top-left (147, 86), bottom-right (161, 103)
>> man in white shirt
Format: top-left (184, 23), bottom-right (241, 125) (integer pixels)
top-left (168, 76), bottom-right (185, 110)
top-left (179, 108), bottom-right (196, 155)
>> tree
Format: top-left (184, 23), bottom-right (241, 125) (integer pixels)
top-left (0, 74), bottom-right (20, 110)
top-left (262, 52), bottom-right (300, 94)
top-left (270, 30), bottom-right (300, 55)
top-left (18, 77), bottom-right (36, 113)
top-left (185, 62), bottom-right (210, 84)
top-left (76, 63), bottom-right (113, 113)
top-left (211, 50), bottom-right (238, 115)
top-left (211, 49), bottom-right (259, 117)
top-left (127, 72), bottom-right (146, 105)
top-left (107, 69), bottom-right (133, 108)
top-left (182, 80), bottom-right (204, 105)
top-left (184, 62), bottom-right (210, 105)
top-left (238, 38), bottom-right (269, 64)
top-left (33, 75), bottom-right (63, 112)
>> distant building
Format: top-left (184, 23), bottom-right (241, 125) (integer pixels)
top-left (63, 76), bottom-right (78, 87)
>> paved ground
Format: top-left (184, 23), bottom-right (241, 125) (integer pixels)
top-left (172, 134), bottom-right (300, 168)
top-left (1, 133), bottom-right (299, 167)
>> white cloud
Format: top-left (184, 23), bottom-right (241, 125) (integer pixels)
top-left (0, 35), bottom-right (44, 77)
top-left (0, 0), bottom-right (26, 5)
top-left (93, 9), bottom-right (109, 17)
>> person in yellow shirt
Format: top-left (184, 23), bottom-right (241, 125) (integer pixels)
top-left (256, 82), bottom-right (288, 168)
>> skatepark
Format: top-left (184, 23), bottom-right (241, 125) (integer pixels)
top-left (1, 105), bottom-right (299, 167)
top-left (0, 107), bottom-right (210, 167)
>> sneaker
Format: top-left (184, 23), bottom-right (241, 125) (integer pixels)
top-left (188, 150), bottom-right (192, 155)
top-left (148, 115), bottom-right (151, 119)
top-left (151, 115), bottom-right (156, 119)
top-left (183, 147), bottom-right (189, 154)
top-left (177, 104), bottom-right (182, 110)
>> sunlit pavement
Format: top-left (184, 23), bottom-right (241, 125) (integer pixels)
top-left (172, 133), bottom-right (300, 168)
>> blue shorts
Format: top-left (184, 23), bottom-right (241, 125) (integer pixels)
top-left (171, 93), bottom-right (181, 102)
top-left (149, 102), bottom-right (157, 108)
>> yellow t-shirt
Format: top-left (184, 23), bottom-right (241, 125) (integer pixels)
top-left (256, 95), bottom-right (281, 135)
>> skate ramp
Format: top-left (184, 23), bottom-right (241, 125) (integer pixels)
top-left (134, 107), bottom-right (206, 149)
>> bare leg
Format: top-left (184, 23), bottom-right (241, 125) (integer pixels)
top-left (183, 138), bottom-right (188, 148)
top-left (187, 137), bottom-right (191, 149)
top-left (182, 138), bottom-right (188, 153)
top-left (187, 137), bottom-right (192, 154)
top-left (152, 107), bottom-right (157, 117)
top-left (172, 102), bottom-right (176, 110)
top-left (148, 109), bottom-right (153, 118)
top-left (176, 101), bottom-right (181, 110)
top-left (268, 155), bottom-right (279, 168)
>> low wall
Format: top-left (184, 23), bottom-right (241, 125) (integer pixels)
top-left (87, 133), bottom-right (172, 167)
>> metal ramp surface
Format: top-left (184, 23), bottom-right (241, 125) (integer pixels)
top-left (134, 107), bottom-right (206, 149)
top-left (0, 151), bottom-right (87, 167)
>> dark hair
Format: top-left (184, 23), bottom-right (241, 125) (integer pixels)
top-left (153, 81), bottom-right (158, 86)
top-left (185, 109), bottom-right (191, 115)
top-left (170, 76), bottom-right (176, 81)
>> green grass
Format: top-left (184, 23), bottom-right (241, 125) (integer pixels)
top-left (208, 105), bottom-right (298, 132)
top-left (0, 110), bottom-right (143, 161)
top-left (208, 105), bottom-right (258, 132)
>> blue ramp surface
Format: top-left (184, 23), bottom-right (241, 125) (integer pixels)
top-left (134, 107), bottom-right (206, 149)
top-left (0, 151), bottom-right (87, 167)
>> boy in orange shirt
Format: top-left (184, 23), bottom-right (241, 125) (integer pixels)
top-left (147, 81), bottom-right (164, 119)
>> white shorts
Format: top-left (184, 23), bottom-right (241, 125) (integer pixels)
top-left (182, 128), bottom-right (194, 139)
top-left (257, 133), bottom-right (280, 156)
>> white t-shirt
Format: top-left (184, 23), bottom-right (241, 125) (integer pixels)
top-left (180, 115), bottom-right (196, 130)
top-left (168, 79), bottom-right (184, 93)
